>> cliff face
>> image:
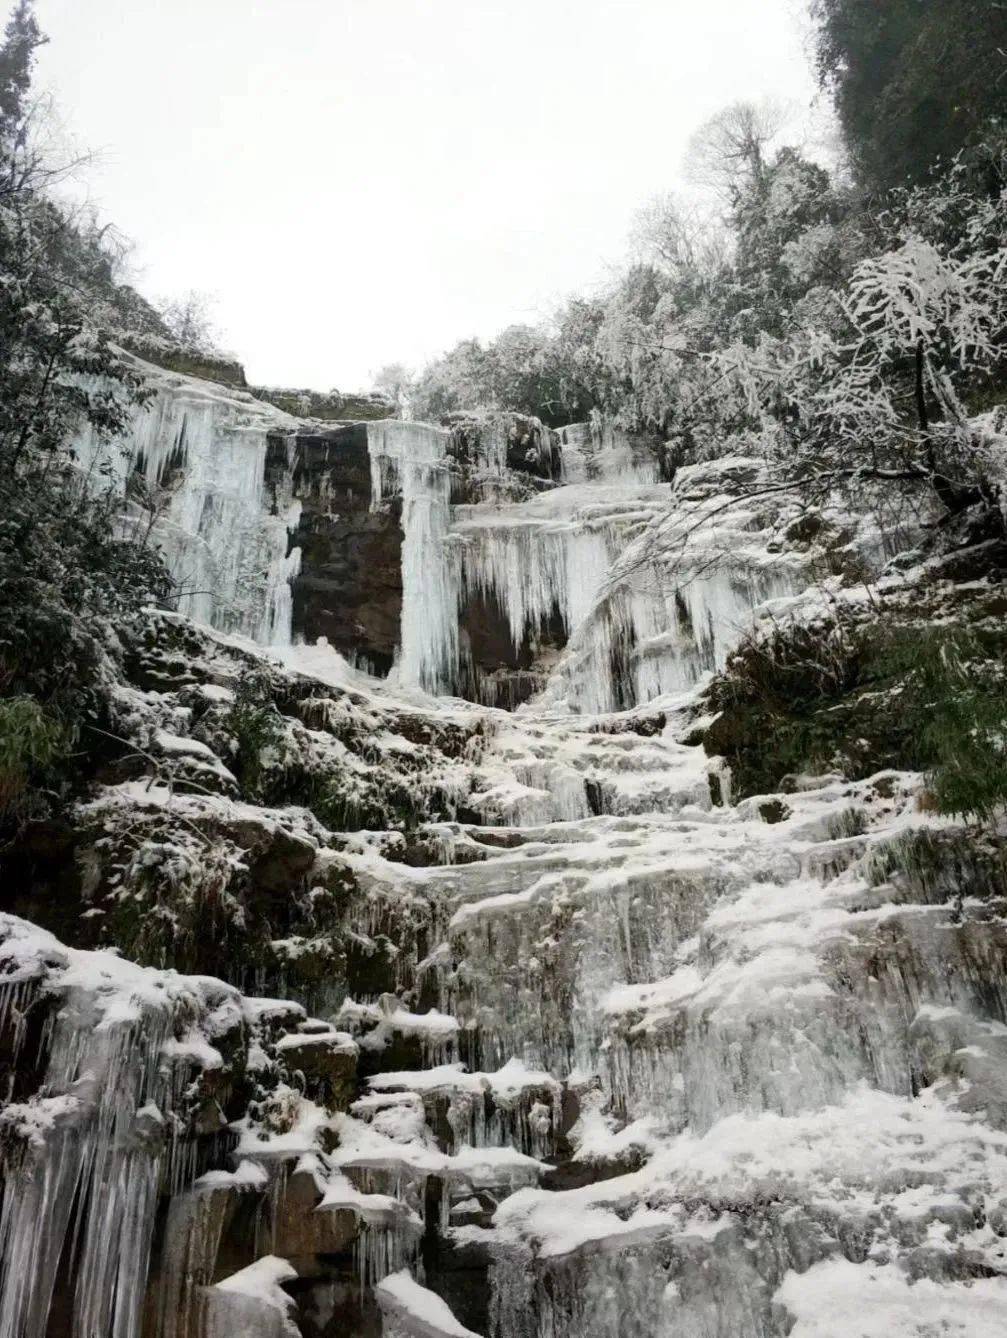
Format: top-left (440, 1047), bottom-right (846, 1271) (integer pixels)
top-left (75, 366), bottom-right (676, 708)
top-left (252, 387), bottom-right (395, 423)
top-left (3, 357), bottom-right (1007, 1338)
top-left (282, 424), bottom-right (403, 674)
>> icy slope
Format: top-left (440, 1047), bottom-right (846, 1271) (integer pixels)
top-left (5, 602), bottom-right (1006, 1336)
top-left (2, 374), bottom-right (1004, 1336)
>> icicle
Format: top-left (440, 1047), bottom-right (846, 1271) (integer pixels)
top-left (454, 516), bottom-right (613, 656)
top-left (0, 933), bottom-right (234, 1338)
top-left (542, 538), bottom-right (803, 714)
top-left (0, 1005), bottom-right (174, 1338)
top-left (72, 376), bottom-right (301, 645)
top-left (354, 1217), bottom-right (422, 1290)
top-left (367, 421), bottom-right (458, 693)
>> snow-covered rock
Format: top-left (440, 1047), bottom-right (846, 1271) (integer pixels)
top-left (3, 387), bottom-right (1006, 1338)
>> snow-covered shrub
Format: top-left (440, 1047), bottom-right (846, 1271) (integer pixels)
top-left (704, 588), bottom-right (1007, 816)
top-left (106, 833), bottom-right (245, 968)
top-left (0, 695), bottom-right (67, 828)
top-left (221, 675), bottom-right (287, 802)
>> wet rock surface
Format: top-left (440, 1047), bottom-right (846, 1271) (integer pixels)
top-left (284, 425), bottom-right (403, 673)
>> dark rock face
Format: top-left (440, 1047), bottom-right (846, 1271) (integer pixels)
top-left (276, 1032), bottom-right (358, 1109)
top-left (459, 586), bottom-right (566, 709)
top-left (422, 1230), bottom-right (491, 1336)
top-left (254, 387), bottom-right (395, 422)
top-left (277, 426), bottom-right (404, 673)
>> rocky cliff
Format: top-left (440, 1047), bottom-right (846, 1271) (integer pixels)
top-left (2, 357), bottom-right (1007, 1338)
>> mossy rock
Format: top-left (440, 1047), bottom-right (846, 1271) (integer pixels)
top-left (124, 342), bottom-right (248, 389)
top-left (249, 385), bottom-right (393, 422)
top-left (704, 589), bottom-right (1007, 810)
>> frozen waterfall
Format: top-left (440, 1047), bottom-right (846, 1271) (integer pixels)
top-left (7, 354), bottom-right (994, 1337)
top-left (74, 366), bottom-right (302, 646)
top-left (367, 421), bottom-right (457, 693)
top-left (363, 414), bottom-right (802, 710)
top-left (85, 364), bottom-right (803, 707)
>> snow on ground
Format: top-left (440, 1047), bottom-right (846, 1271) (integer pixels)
top-left (776, 1260), bottom-right (1007, 1337)
top-left (376, 1269), bottom-right (482, 1337)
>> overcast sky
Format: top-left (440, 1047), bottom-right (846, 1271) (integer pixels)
top-left (35, 0), bottom-right (818, 392)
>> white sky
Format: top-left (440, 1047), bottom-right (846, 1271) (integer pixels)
top-left (35, 0), bottom-right (818, 391)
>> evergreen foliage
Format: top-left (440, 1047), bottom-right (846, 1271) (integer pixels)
top-left (223, 675), bottom-right (285, 802)
top-left (884, 628), bottom-right (1007, 822)
top-left (0, 694), bottom-right (66, 825)
top-left (811, 0), bottom-right (1007, 193)
top-left (705, 614), bottom-right (1007, 820)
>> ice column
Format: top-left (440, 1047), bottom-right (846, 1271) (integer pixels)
top-left (367, 422), bottom-right (458, 692)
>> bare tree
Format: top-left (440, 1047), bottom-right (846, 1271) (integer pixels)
top-left (630, 192), bottom-right (730, 286)
top-left (685, 99), bottom-right (792, 204)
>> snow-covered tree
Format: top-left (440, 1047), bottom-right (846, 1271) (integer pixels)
top-left (0, 0), bottom-right (170, 833)
top-left (685, 99), bottom-right (790, 204)
top-left (157, 289), bottom-right (222, 354)
top-left (371, 362), bottom-right (414, 415)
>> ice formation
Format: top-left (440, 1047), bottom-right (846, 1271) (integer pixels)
top-left (4, 359), bottom-right (1006, 1335)
top-left (364, 412), bottom-right (792, 705)
top-left (367, 421), bottom-right (457, 691)
top-left (73, 363), bottom-right (303, 645)
top-left (0, 917), bottom-right (256, 1338)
